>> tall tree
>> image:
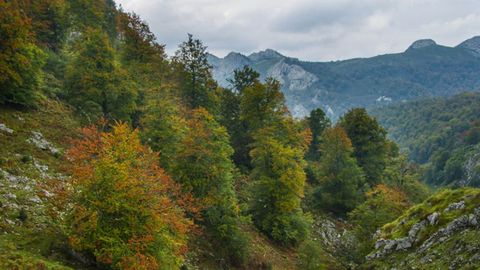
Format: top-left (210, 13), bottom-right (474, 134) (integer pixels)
top-left (141, 86), bottom-right (188, 172)
top-left (313, 126), bottom-right (365, 215)
top-left (173, 34), bottom-right (218, 112)
top-left (340, 108), bottom-right (388, 186)
top-left (229, 65), bottom-right (260, 93)
top-left (117, 11), bottom-right (166, 64)
top-left (250, 120), bottom-right (312, 246)
top-left (64, 123), bottom-right (193, 269)
top-left (220, 66), bottom-right (261, 169)
top-left (65, 28), bottom-right (136, 122)
top-left (0, 1), bottom-right (45, 107)
top-left (240, 78), bottom-right (289, 133)
top-left (306, 107), bottom-right (331, 160)
top-left (172, 108), bottom-right (249, 265)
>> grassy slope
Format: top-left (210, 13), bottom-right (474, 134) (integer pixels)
top-left (0, 99), bottom-right (79, 269)
top-left (364, 188), bottom-right (480, 269)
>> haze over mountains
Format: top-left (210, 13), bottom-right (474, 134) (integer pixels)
top-left (208, 36), bottom-right (480, 119)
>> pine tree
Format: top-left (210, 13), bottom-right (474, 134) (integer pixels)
top-left (306, 107), bottom-right (331, 160)
top-left (0, 1), bottom-right (45, 107)
top-left (313, 126), bottom-right (365, 215)
top-left (173, 34), bottom-right (218, 112)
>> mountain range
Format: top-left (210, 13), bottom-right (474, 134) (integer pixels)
top-left (207, 36), bottom-right (480, 119)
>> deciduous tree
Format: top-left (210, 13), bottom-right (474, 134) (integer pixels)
top-left (65, 123), bottom-right (193, 269)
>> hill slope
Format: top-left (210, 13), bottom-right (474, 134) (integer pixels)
top-left (370, 93), bottom-right (480, 187)
top-left (364, 188), bottom-right (480, 269)
top-left (208, 37), bottom-right (480, 118)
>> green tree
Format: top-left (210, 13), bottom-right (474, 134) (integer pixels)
top-left (306, 107), bottom-right (331, 160)
top-left (173, 34), bottom-right (218, 112)
top-left (65, 28), bottom-right (136, 122)
top-left (348, 184), bottom-right (410, 263)
top-left (240, 78), bottom-right (288, 133)
top-left (340, 108), bottom-right (388, 186)
top-left (141, 87), bottom-right (188, 171)
top-left (172, 108), bottom-right (249, 265)
top-left (220, 66), bottom-right (261, 169)
top-left (20, 0), bottom-right (69, 51)
top-left (313, 126), bottom-right (365, 215)
top-left (250, 120), bottom-right (312, 246)
top-left (118, 11), bottom-right (166, 64)
top-left (69, 0), bottom-right (117, 38)
top-left (229, 65), bottom-right (260, 93)
top-left (0, 1), bottom-right (45, 107)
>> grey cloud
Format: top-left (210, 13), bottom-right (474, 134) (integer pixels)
top-left (116, 0), bottom-right (480, 61)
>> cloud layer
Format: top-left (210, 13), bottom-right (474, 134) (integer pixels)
top-left (116, 0), bottom-right (480, 61)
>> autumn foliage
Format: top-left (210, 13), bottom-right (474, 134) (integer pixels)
top-left (64, 123), bottom-right (194, 269)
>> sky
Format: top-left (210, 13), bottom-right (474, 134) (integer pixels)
top-left (116, 0), bottom-right (480, 61)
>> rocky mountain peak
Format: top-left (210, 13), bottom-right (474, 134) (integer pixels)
top-left (407, 39), bottom-right (437, 50)
top-left (457, 36), bottom-right (480, 55)
top-left (248, 49), bottom-right (285, 61)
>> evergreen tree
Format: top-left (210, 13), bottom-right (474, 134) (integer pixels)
top-left (306, 107), bottom-right (331, 160)
top-left (0, 1), bottom-right (45, 107)
top-left (65, 28), bottom-right (136, 122)
top-left (313, 126), bottom-right (365, 215)
top-left (173, 34), bottom-right (218, 112)
top-left (340, 108), bottom-right (388, 186)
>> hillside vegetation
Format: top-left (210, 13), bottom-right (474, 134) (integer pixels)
top-left (371, 93), bottom-right (480, 187)
top-left (0, 1), bottom-right (479, 269)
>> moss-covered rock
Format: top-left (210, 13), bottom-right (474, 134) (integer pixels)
top-left (364, 188), bottom-right (480, 269)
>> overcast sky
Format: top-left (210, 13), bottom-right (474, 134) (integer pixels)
top-left (116, 0), bottom-right (480, 61)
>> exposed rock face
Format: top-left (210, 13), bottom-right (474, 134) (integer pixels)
top-left (366, 191), bottom-right (480, 270)
top-left (445, 201), bottom-right (466, 212)
top-left (418, 208), bottom-right (480, 253)
top-left (0, 123), bottom-right (14, 134)
top-left (368, 220), bottom-right (427, 259)
top-left (27, 131), bottom-right (61, 155)
top-left (427, 212), bottom-right (440, 225)
top-left (266, 59), bottom-right (318, 92)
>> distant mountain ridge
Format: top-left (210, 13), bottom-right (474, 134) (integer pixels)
top-left (208, 36), bottom-right (480, 119)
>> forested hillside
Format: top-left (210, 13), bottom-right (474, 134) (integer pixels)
top-left (1, 1), bottom-right (479, 269)
top-left (371, 93), bottom-right (480, 187)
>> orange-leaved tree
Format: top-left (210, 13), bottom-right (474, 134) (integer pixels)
top-left (64, 122), bottom-right (194, 269)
